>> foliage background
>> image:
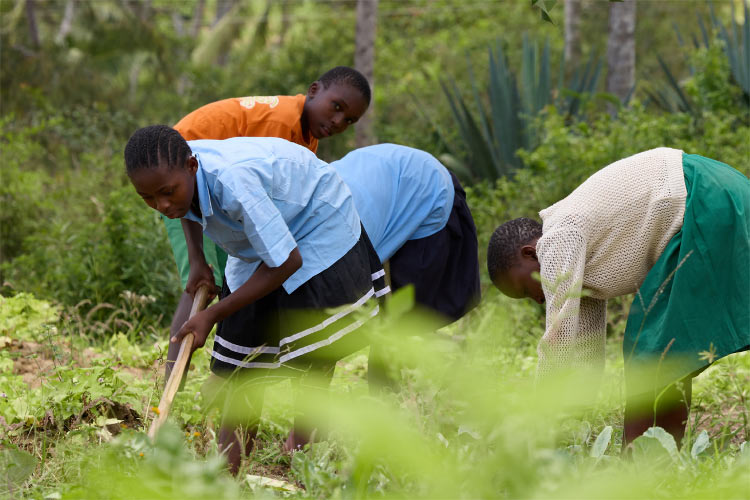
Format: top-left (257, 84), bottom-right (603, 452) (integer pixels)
top-left (1, 0), bottom-right (749, 497)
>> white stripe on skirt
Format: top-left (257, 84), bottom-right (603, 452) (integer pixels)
top-left (278, 286), bottom-right (375, 347)
top-left (280, 305), bottom-right (379, 363)
top-left (210, 304), bottom-right (380, 369)
top-left (214, 335), bottom-right (280, 355)
top-left (209, 350), bottom-right (281, 369)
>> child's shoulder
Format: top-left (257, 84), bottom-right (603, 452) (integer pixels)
top-left (234, 94), bottom-right (304, 116)
top-left (187, 94), bottom-right (303, 122)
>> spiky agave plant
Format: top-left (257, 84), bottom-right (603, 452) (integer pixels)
top-left (648, 1), bottom-right (750, 113)
top-left (429, 35), bottom-right (602, 182)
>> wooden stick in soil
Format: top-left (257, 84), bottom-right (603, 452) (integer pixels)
top-left (148, 285), bottom-right (211, 439)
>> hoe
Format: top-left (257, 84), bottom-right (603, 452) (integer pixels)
top-left (148, 285), bottom-right (210, 439)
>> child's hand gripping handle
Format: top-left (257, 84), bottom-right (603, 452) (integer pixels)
top-left (148, 285), bottom-right (211, 440)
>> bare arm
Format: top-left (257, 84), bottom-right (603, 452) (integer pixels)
top-left (171, 248), bottom-right (303, 354)
top-left (182, 218), bottom-right (217, 296)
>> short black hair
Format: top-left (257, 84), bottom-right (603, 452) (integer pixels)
top-left (317, 66), bottom-right (371, 105)
top-left (124, 125), bottom-right (192, 175)
top-left (487, 217), bottom-right (543, 281)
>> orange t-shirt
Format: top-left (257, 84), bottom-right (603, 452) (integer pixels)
top-left (173, 94), bottom-right (318, 153)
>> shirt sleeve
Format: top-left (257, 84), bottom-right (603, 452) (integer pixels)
top-left (216, 168), bottom-right (298, 268)
top-left (536, 227), bottom-right (607, 381)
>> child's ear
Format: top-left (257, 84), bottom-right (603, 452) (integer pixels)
top-left (520, 244), bottom-right (538, 261)
top-left (186, 155), bottom-right (198, 174)
top-left (307, 81), bottom-right (321, 98)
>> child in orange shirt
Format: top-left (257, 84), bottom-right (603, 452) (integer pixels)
top-left (164, 66), bottom-right (371, 382)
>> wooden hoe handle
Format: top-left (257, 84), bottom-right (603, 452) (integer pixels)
top-left (148, 285), bottom-right (211, 439)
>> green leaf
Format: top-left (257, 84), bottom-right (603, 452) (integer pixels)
top-left (531, 0), bottom-right (558, 24)
top-left (1, 448), bottom-right (37, 496)
top-left (590, 425), bottom-right (613, 460)
top-left (632, 427), bottom-right (679, 463)
top-left (690, 430), bottom-right (710, 459)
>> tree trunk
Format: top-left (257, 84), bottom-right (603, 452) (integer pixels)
top-left (172, 11), bottom-right (184, 36)
top-left (278, 0), bottom-right (292, 46)
top-left (564, 0), bottom-right (582, 68)
top-left (214, 0), bottom-right (236, 26)
top-left (55, 0), bottom-right (75, 44)
top-left (606, 0), bottom-right (636, 103)
top-left (354, 0), bottom-right (378, 148)
top-left (213, 0), bottom-right (237, 66)
top-left (191, 0), bottom-right (205, 38)
top-left (25, 0), bottom-right (39, 48)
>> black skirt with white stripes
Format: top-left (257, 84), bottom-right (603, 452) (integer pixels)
top-left (210, 226), bottom-right (387, 376)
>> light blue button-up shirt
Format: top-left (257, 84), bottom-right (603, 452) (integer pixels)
top-left (183, 137), bottom-right (361, 293)
top-left (331, 143), bottom-right (454, 262)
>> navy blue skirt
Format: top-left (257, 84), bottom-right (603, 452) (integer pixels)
top-left (388, 172), bottom-right (481, 322)
top-left (211, 227), bottom-right (387, 376)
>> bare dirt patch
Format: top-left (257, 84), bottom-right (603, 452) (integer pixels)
top-left (8, 339), bottom-right (61, 388)
top-left (7, 337), bottom-right (161, 388)
top-left (693, 402), bottom-right (748, 447)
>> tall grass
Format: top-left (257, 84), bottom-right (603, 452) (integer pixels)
top-left (33, 290), bottom-right (749, 498)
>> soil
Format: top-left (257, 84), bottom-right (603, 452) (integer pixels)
top-left (4, 337), bottom-right (148, 435)
top-left (693, 402), bottom-right (748, 446)
top-left (9, 339), bottom-right (67, 388)
top-left (7, 337), bottom-right (159, 388)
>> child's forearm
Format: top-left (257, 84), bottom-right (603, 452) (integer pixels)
top-left (204, 248), bottom-right (303, 324)
top-left (182, 219), bottom-right (207, 267)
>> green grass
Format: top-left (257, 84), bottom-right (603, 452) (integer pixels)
top-left (1, 291), bottom-right (748, 499)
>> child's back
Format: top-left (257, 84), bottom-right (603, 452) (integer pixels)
top-left (175, 95), bottom-right (317, 150)
top-left (332, 142), bottom-right (480, 324)
top-left (188, 137), bottom-right (361, 293)
top-left (331, 143), bottom-right (454, 262)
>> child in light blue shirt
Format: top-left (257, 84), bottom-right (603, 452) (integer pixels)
top-left (332, 143), bottom-right (480, 321)
top-left (332, 143), bottom-right (454, 262)
top-left (184, 137), bottom-right (361, 294)
top-left (332, 144), bottom-right (481, 393)
top-left (125, 126), bottom-right (385, 474)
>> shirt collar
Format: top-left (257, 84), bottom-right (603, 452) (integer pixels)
top-left (183, 153), bottom-right (214, 227)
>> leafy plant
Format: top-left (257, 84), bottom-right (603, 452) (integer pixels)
top-left (712, 1), bottom-right (750, 96)
top-left (434, 35), bottom-right (603, 181)
top-left (648, 2), bottom-right (750, 113)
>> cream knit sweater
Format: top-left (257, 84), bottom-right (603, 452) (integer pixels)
top-left (536, 148), bottom-right (687, 377)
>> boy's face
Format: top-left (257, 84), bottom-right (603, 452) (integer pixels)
top-left (129, 156), bottom-right (198, 219)
top-left (492, 243), bottom-right (545, 305)
top-left (304, 81), bottom-right (369, 139)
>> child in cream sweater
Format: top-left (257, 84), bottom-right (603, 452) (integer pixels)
top-left (487, 148), bottom-right (749, 447)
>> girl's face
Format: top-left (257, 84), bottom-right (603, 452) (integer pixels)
top-left (129, 156), bottom-right (198, 219)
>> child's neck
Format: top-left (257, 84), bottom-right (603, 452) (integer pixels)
top-left (300, 109), bottom-right (311, 143)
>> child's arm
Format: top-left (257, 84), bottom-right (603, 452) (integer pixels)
top-left (171, 248), bottom-right (303, 354)
top-left (536, 227), bottom-right (605, 379)
top-left (182, 218), bottom-right (218, 296)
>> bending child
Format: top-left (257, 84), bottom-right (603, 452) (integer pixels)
top-left (332, 143), bottom-right (480, 322)
top-left (125, 126), bottom-right (385, 474)
top-left (165, 66), bottom-right (371, 381)
top-left (331, 144), bottom-right (481, 387)
top-left (487, 148), bottom-right (749, 447)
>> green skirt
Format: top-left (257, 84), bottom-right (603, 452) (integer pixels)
top-left (163, 215), bottom-right (228, 289)
top-left (623, 153), bottom-right (750, 398)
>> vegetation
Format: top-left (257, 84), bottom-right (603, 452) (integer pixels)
top-left (1, 0), bottom-right (748, 498)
